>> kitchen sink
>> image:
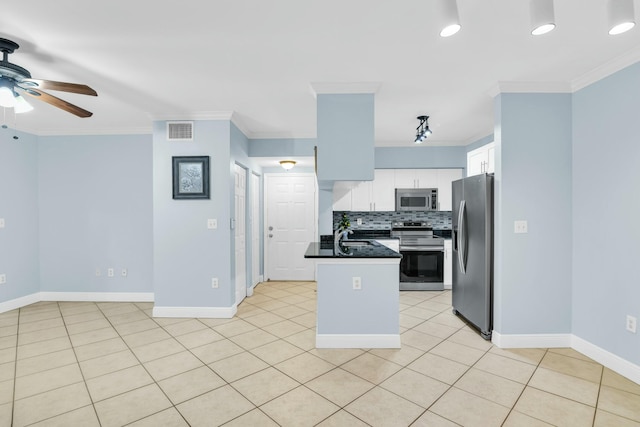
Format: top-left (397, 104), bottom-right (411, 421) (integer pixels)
top-left (341, 240), bottom-right (373, 247)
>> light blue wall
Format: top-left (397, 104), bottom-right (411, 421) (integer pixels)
top-left (249, 138), bottom-right (316, 157)
top-left (38, 134), bottom-right (153, 293)
top-left (493, 93), bottom-right (573, 335)
top-left (573, 62), bottom-right (640, 365)
top-left (230, 123), bottom-right (263, 290)
top-left (0, 129), bottom-right (40, 302)
top-left (153, 120), bottom-right (234, 308)
top-left (316, 94), bottom-right (375, 182)
top-left (317, 263), bottom-right (399, 334)
top-left (375, 146), bottom-right (467, 169)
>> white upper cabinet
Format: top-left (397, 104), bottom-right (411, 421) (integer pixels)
top-left (436, 169), bottom-right (463, 211)
top-left (371, 169), bottom-right (395, 211)
top-left (332, 181), bottom-right (353, 211)
top-left (334, 169), bottom-right (395, 212)
top-left (394, 169), bottom-right (438, 189)
top-left (467, 142), bottom-right (495, 177)
top-left (333, 168), bottom-right (461, 212)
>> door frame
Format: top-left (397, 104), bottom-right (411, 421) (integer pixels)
top-left (263, 172), bottom-right (318, 281)
top-left (234, 163), bottom-right (248, 305)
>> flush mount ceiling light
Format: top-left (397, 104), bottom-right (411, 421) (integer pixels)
top-left (438, 0), bottom-right (461, 37)
top-left (280, 160), bottom-right (296, 170)
top-left (414, 116), bottom-right (432, 144)
top-left (530, 0), bottom-right (556, 35)
top-left (608, 0), bottom-right (636, 35)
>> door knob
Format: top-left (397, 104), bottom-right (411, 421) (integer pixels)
top-left (269, 234), bottom-right (273, 238)
top-left (268, 226), bottom-right (273, 231)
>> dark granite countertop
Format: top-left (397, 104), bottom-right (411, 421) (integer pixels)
top-left (304, 240), bottom-right (402, 259)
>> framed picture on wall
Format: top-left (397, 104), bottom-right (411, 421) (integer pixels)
top-left (172, 156), bottom-right (210, 199)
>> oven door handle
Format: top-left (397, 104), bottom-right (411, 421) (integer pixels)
top-left (400, 246), bottom-right (444, 252)
top-left (457, 199), bottom-right (467, 274)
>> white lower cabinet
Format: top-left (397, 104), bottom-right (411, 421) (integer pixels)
top-left (444, 239), bottom-right (452, 289)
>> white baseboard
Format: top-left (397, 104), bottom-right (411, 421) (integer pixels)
top-left (247, 287), bottom-right (254, 297)
top-left (444, 284), bottom-right (452, 290)
top-left (0, 293), bottom-right (41, 314)
top-left (0, 292), bottom-right (154, 314)
top-left (153, 305), bottom-right (237, 318)
top-left (316, 333), bottom-right (401, 349)
top-left (572, 335), bottom-right (640, 385)
top-left (40, 292), bottom-right (154, 302)
top-left (493, 331), bottom-right (640, 385)
top-left (492, 331), bottom-right (573, 348)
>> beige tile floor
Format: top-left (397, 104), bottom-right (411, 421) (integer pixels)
top-left (0, 282), bottom-right (639, 426)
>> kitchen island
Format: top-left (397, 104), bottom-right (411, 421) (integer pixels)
top-left (304, 239), bottom-right (402, 348)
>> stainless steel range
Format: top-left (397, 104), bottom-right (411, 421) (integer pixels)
top-left (391, 221), bottom-right (445, 291)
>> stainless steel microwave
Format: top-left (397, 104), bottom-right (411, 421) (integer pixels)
top-left (395, 188), bottom-right (438, 211)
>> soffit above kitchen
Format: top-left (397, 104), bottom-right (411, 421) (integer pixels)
top-left (1, 0), bottom-right (639, 146)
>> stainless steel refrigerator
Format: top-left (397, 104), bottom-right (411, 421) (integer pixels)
top-left (452, 174), bottom-right (493, 340)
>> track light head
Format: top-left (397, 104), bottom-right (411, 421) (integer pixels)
top-left (414, 116), bottom-right (432, 144)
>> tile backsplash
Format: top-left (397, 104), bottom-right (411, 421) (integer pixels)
top-left (333, 210), bottom-right (452, 231)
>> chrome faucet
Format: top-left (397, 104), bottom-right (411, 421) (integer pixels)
top-left (334, 228), bottom-right (353, 255)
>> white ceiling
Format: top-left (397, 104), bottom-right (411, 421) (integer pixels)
top-left (2, 1), bottom-right (639, 147)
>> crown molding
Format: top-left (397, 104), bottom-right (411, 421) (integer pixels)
top-left (14, 126), bottom-right (152, 136)
top-left (571, 46), bottom-right (640, 91)
top-left (149, 111), bottom-right (234, 121)
top-left (487, 81), bottom-right (572, 98)
top-left (309, 82), bottom-right (381, 98)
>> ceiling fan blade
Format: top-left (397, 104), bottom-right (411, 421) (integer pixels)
top-left (22, 79), bottom-right (97, 96)
top-left (21, 88), bottom-right (93, 118)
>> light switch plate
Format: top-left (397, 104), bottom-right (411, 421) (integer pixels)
top-left (0, 218), bottom-right (5, 228)
top-left (0, 274), bottom-right (5, 284)
top-left (514, 220), bottom-right (528, 234)
top-left (207, 219), bottom-right (217, 229)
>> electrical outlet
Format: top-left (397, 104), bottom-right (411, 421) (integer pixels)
top-left (514, 220), bottom-right (528, 234)
top-left (0, 218), bottom-right (5, 228)
top-left (95, 268), bottom-right (101, 277)
top-left (352, 276), bottom-right (362, 290)
top-left (107, 268), bottom-right (114, 278)
top-left (0, 274), bottom-right (6, 284)
top-left (357, 218), bottom-right (363, 225)
top-left (121, 268), bottom-right (128, 277)
top-left (207, 219), bottom-right (217, 229)
top-left (211, 278), bottom-right (219, 289)
top-left (626, 315), bottom-right (637, 333)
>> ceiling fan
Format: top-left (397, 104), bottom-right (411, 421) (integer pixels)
top-left (0, 37), bottom-right (97, 117)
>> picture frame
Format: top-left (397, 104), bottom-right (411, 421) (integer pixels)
top-left (172, 156), bottom-right (210, 199)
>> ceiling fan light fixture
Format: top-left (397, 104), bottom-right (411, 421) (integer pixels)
top-left (439, 0), bottom-right (462, 37)
top-left (14, 94), bottom-right (33, 113)
top-left (530, 0), bottom-right (556, 35)
top-left (280, 160), bottom-right (296, 170)
top-left (0, 85), bottom-right (16, 108)
top-left (608, 0), bottom-right (636, 35)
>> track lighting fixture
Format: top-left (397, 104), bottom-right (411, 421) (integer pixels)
top-left (438, 0), bottom-right (461, 37)
top-left (280, 160), bottom-right (296, 170)
top-left (414, 116), bottom-right (432, 144)
top-left (608, 0), bottom-right (636, 35)
top-left (530, 0), bottom-right (556, 35)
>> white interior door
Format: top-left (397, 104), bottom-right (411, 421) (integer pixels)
top-left (251, 173), bottom-right (260, 286)
top-left (234, 164), bottom-right (247, 304)
top-left (265, 174), bottom-right (317, 281)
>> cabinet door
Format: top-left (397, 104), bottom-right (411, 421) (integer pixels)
top-left (467, 148), bottom-right (487, 177)
top-left (436, 169), bottom-right (463, 211)
top-left (350, 181), bottom-right (372, 211)
top-left (394, 169), bottom-right (418, 188)
top-left (486, 143), bottom-right (495, 173)
top-left (415, 169), bottom-right (438, 189)
top-left (332, 181), bottom-right (353, 211)
top-left (444, 240), bottom-right (452, 288)
top-left (371, 169), bottom-right (395, 211)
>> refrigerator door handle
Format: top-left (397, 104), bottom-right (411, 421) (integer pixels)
top-left (457, 199), bottom-right (467, 274)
